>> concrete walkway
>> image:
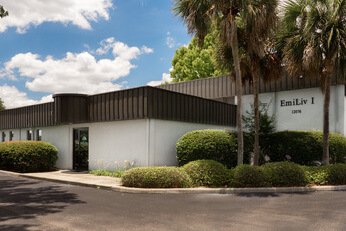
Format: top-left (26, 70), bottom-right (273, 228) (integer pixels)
top-left (1, 169), bottom-right (346, 194)
top-left (0, 170), bottom-right (122, 189)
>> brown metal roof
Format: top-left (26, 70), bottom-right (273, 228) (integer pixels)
top-left (159, 74), bottom-right (346, 99)
top-left (0, 86), bottom-right (236, 130)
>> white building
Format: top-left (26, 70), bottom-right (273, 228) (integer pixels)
top-left (2, 75), bottom-right (344, 171)
top-left (161, 75), bottom-right (346, 135)
top-left (0, 86), bottom-right (235, 170)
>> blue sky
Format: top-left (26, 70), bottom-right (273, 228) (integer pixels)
top-left (0, 0), bottom-right (191, 108)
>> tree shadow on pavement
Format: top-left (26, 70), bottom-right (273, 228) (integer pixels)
top-left (0, 177), bottom-right (85, 231)
top-left (0, 224), bottom-right (39, 231)
top-left (234, 191), bottom-right (315, 198)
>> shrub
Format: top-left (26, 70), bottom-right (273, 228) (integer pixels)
top-left (231, 165), bottom-right (268, 188)
top-left (261, 131), bottom-right (346, 165)
top-left (326, 164), bottom-right (346, 185)
top-left (90, 169), bottom-right (124, 178)
top-left (176, 130), bottom-right (237, 168)
top-left (302, 166), bottom-right (329, 185)
top-left (181, 160), bottom-right (229, 187)
top-left (121, 167), bottom-right (192, 188)
top-left (0, 141), bottom-right (58, 173)
top-left (261, 162), bottom-right (307, 187)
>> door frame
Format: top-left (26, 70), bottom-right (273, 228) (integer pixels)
top-left (72, 127), bottom-right (89, 171)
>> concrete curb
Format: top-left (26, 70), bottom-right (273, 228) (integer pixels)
top-left (1, 169), bottom-right (346, 194)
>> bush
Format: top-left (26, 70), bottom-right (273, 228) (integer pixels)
top-left (0, 141), bottom-right (58, 173)
top-left (121, 167), bottom-right (192, 188)
top-left (261, 131), bottom-right (346, 165)
top-left (326, 164), bottom-right (346, 185)
top-left (90, 169), bottom-right (124, 178)
top-left (302, 166), bottom-right (329, 185)
top-left (261, 162), bottom-right (307, 187)
top-left (176, 130), bottom-right (237, 168)
top-left (231, 165), bottom-right (268, 188)
top-left (181, 160), bottom-right (230, 187)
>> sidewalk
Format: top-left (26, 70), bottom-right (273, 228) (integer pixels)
top-left (1, 169), bottom-right (346, 194)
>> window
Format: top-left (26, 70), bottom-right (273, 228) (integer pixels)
top-left (27, 130), bottom-right (33, 140)
top-left (36, 129), bottom-right (42, 141)
top-left (9, 131), bottom-right (14, 141)
top-left (1, 132), bottom-right (5, 142)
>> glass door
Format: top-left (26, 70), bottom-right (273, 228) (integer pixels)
top-left (73, 128), bottom-right (89, 171)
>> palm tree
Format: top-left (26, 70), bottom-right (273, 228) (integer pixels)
top-left (277, 0), bottom-right (346, 165)
top-left (240, 0), bottom-right (278, 165)
top-left (174, 0), bottom-right (245, 164)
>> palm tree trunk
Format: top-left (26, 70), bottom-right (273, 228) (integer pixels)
top-left (252, 62), bottom-right (260, 166)
top-left (322, 74), bottom-right (331, 165)
top-left (230, 19), bottom-right (243, 165)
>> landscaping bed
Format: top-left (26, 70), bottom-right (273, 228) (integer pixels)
top-left (118, 161), bottom-right (346, 188)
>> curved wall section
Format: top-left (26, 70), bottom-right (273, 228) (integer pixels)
top-left (53, 94), bottom-right (88, 124)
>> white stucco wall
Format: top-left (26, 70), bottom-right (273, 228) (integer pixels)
top-left (242, 85), bottom-right (345, 135)
top-left (87, 120), bottom-right (148, 170)
top-left (0, 129), bottom-right (21, 141)
top-left (38, 120), bottom-right (148, 170)
top-left (87, 119), bottom-right (234, 169)
top-left (41, 125), bottom-right (72, 169)
top-left (0, 119), bottom-right (234, 170)
top-left (344, 95), bottom-right (346, 134)
top-left (148, 119), bottom-right (234, 166)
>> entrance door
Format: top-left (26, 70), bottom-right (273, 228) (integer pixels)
top-left (73, 128), bottom-right (89, 171)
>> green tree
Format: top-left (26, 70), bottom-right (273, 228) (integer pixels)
top-left (277, 0), bottom-right (346, 165)
top-left (171, 32), bottom-right (227, 82)
top-left (0, 98), bottom-right (5, 111)
top-left (0, 5), bottom-right (8, 111)
top-left (0, 5), bottom-right (8, 18)
top-left (174, 0), bottom-right (245, 164)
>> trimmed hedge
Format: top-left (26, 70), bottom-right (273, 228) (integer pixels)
top-left (326, 164), bottom-right (346, 185)
top-left (261, 131), bottom-right (346, 165)
top-left (231, 165), bottom-right (268, 188)
top-left (181, 160), bottom-right (230, 187)
top-left (0, 141), bottom-right (58, 173)
top-left (120, 163), bottom-right (346, 188)
top-left (261, 162), bottom-right (307, 187)
top-left (121, 167), bottom-right (192, 188)
top-left (176, 130), bottom-right (237, 168)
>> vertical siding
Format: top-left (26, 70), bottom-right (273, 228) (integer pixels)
top-left (0, 86), bottom-right (237, 129)
top-left (88, 87), bottom-right (148, 122)
top-left (147, 87), bottom-right (235, 126)
top-left (0, 102), bottom-right (55, 129)
top-left (159, 74), bottom-right (346, 98)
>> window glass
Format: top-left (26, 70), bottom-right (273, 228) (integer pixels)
top-left (27, 130), bottom-right (32, 140)
top-left (36, 129), bottom-right (42, 141)
top-left (1, 132), bottom-right (5, 142)
top-left (9, 131), bottom-right (14, 141)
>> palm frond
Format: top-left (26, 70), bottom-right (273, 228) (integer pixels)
top-left (173, 0), bottom-right (213, 45)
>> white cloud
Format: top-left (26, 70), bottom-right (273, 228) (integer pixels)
top-left (2, 38), bottom-right (154, 98)
top-left (147, 68), bottom-right (173, 86)
top-left (141, 46), bottom-right (154, 54)
top-left (166, 32), bottom-right (176, 48)
top-left (0, 85), bottom-right (52, 109)
top-left (0, 0), bottom-right (112, 33)
top-left (96, 38), bottom-right (154, 56)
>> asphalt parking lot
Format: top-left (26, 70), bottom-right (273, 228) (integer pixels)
top-left (1, 172), bottom-right (345, 231)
